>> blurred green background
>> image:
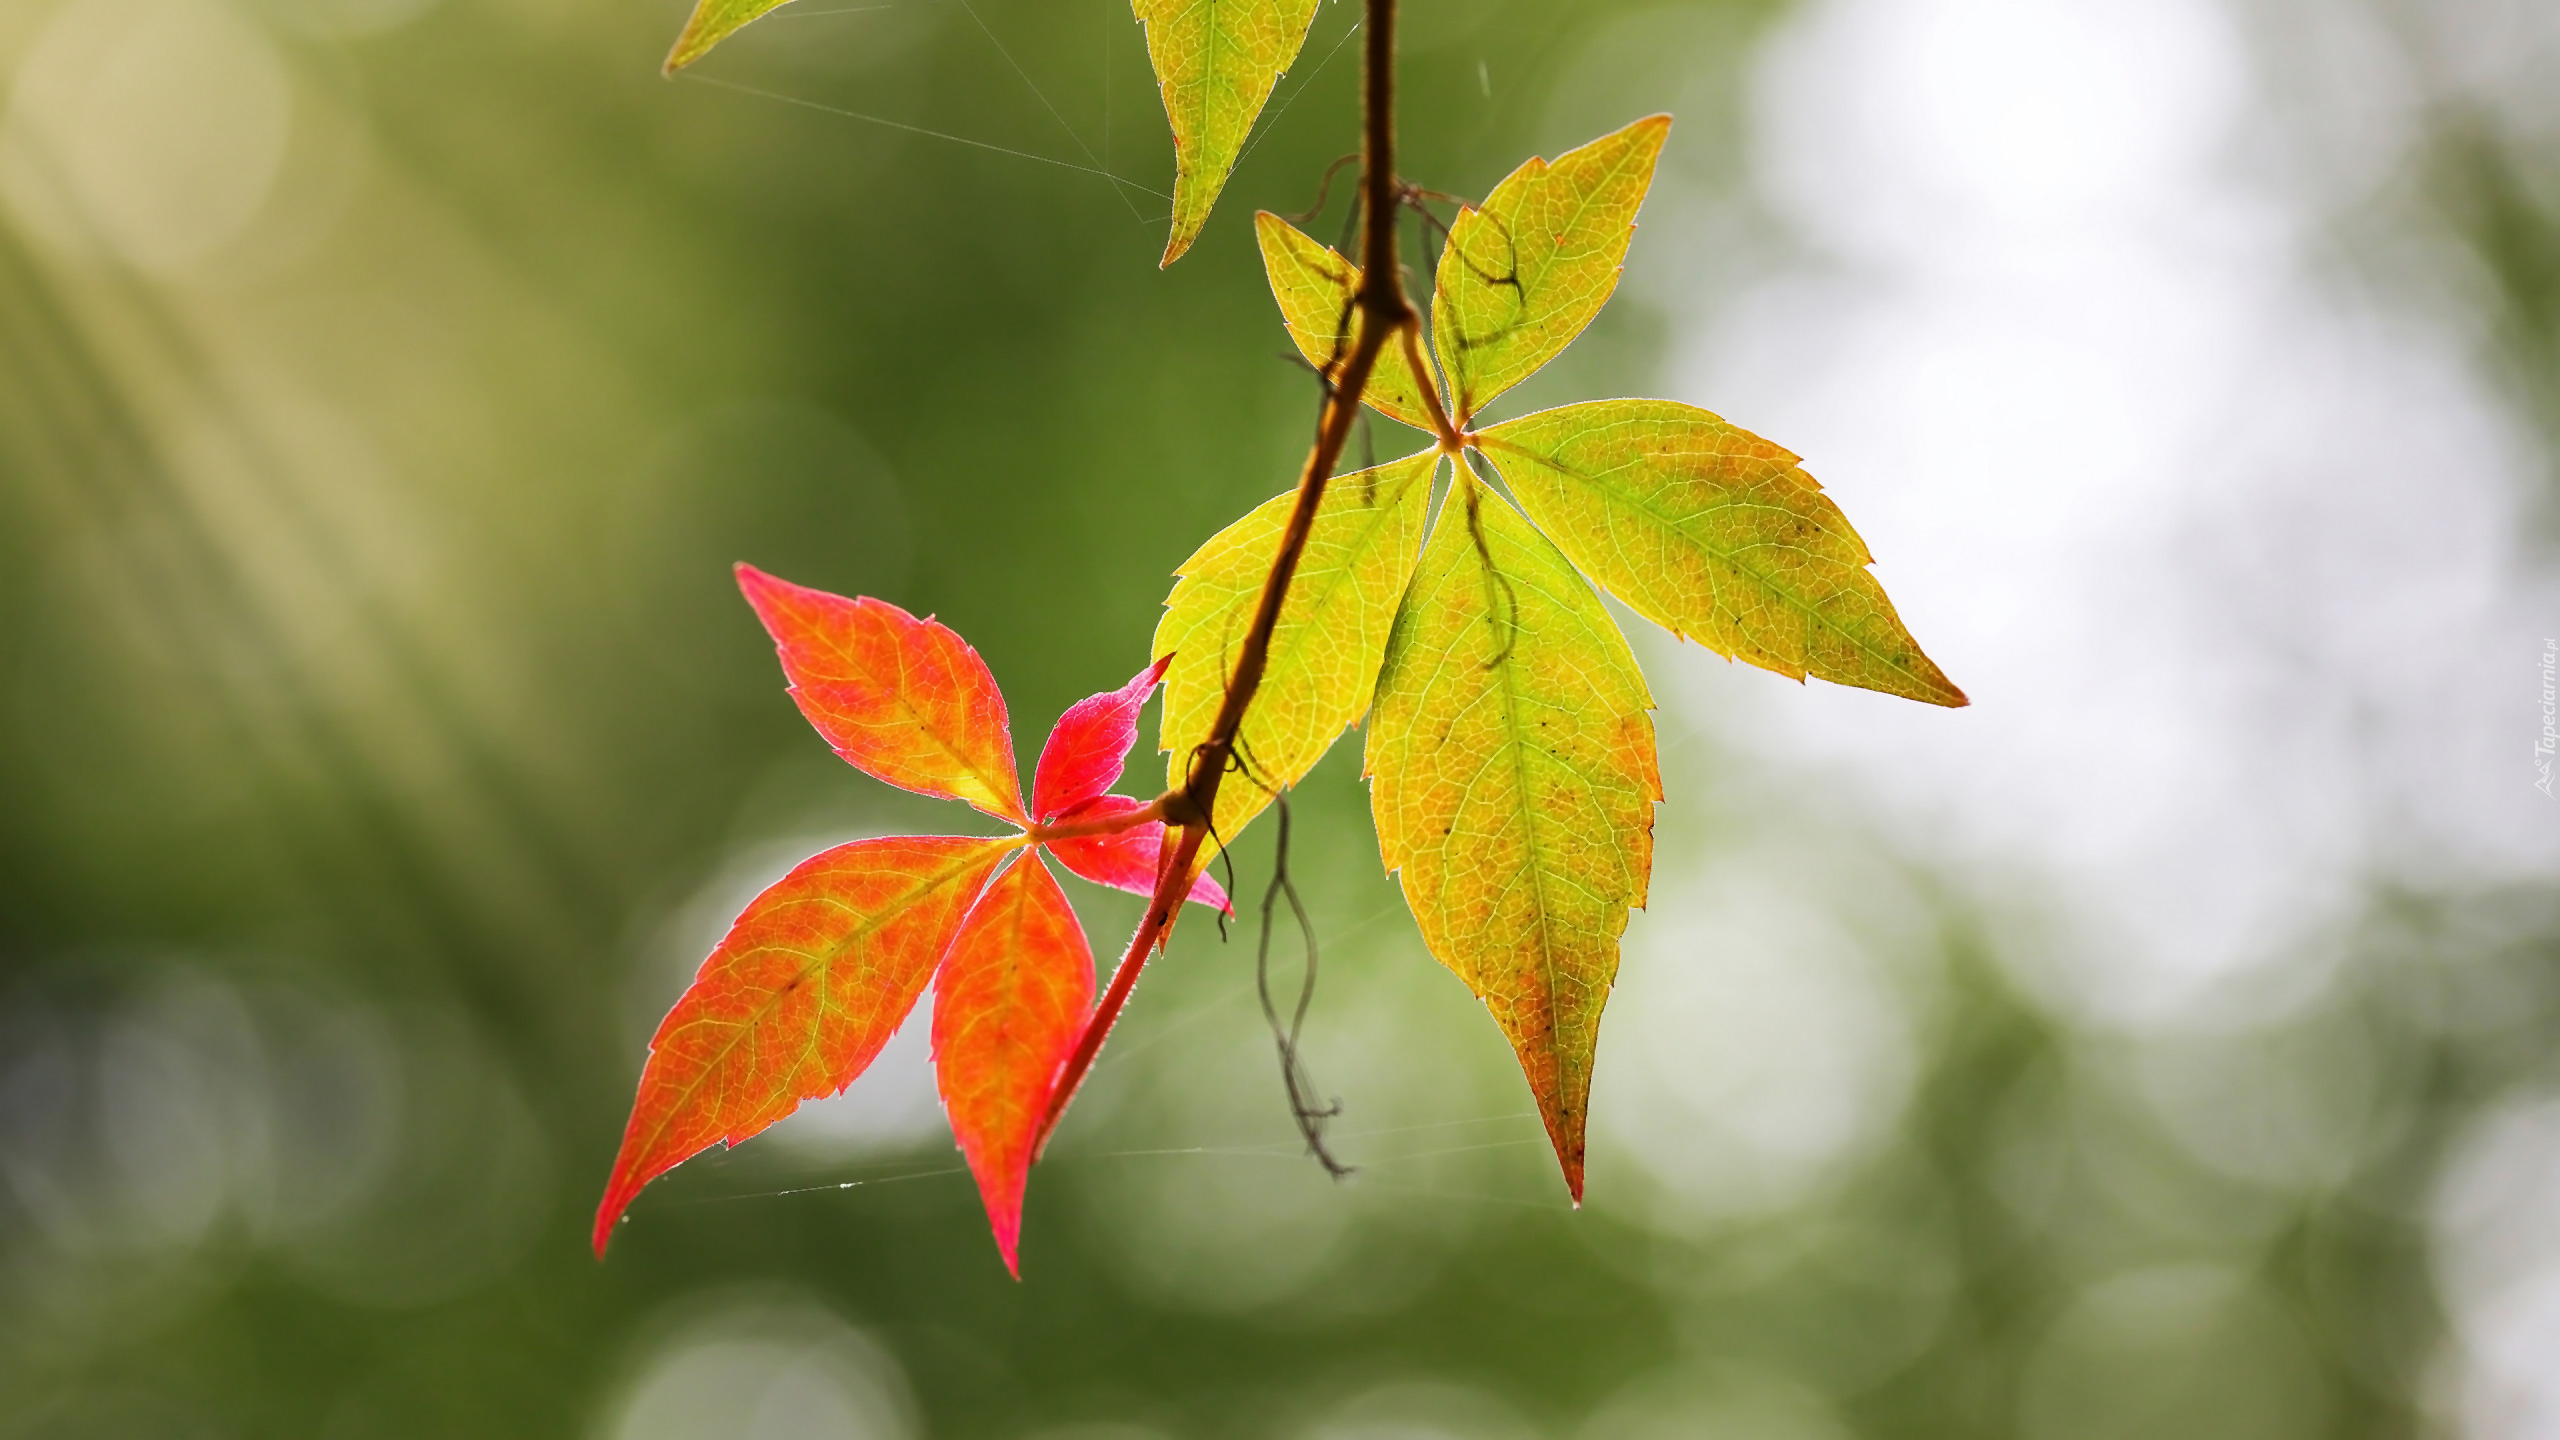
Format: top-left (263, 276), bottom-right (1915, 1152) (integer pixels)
top-left (3, 0), bottom-right (2558, 1435)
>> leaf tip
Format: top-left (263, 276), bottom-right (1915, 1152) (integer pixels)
top-left (1190, 866), bottom-right (1234, 917)
top-left (992, 1210), bottom-right (1024, 1278)
top-left (733, 561), bottom-right (798, 641)
top-left (1160, 179), bottom-right (1216, 267)
top-left (967, 1167), bottom-right (1030, 1277)
top-left (1611, 113), bottom-right (1674, 164)
top-left (591, 1185), bottom-right (632, 1259)
top-left (660, 19), bottom-right (713, 75)
top-left (663, 0), bottom-right (791, 75)
top-left (1903, 652), bottom-right (1969, 708)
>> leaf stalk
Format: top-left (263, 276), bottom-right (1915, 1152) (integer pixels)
top-left (1397, 315), bottom-right (1462, 451)
top-left (1023, 796), bottom-right (1168, 843)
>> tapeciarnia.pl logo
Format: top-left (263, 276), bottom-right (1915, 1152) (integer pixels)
top-left (2538, 638), bottom-right (2556, 798)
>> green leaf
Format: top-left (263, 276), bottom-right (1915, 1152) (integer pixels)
top-left (1478, 399), bottom-right (1967, 707)
top-left (1135, 0), bottom-right (1322, 266)
top-left (1431, 115), bottom-right (1670, 427)
top-left (1254, 211), bottom-right (1438, 431)
top-left (1155, 446), bottom-right (1438, 851)
top-left (663, 0), bottom-right (794, 73)
top-left (1364, 470), bottom-right (1659, 1201)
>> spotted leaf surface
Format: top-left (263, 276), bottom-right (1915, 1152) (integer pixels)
top-left (1365, 474), bottom-right (1659, 1201)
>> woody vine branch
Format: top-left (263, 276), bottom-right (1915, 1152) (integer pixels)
top-left (1035, 0), bottom-right (1428, 1152)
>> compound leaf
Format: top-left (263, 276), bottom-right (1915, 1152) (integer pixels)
top-left (1480, 400), bottom-right (1966, 707)
top-left (662, 0), bottom-right (792, 74)
top-left (738, 564), bottom-right (1029, 825)
top-left (933, 852), bottom-right (1094, 1276)
top-left (1155, 446), bottom-right (1438, 853)
top-left (1135, 0), bottom-right (1322, 266)
top-left (1255, 211), bottom-right (1438, 431)
top-left (1365, 473), bottom-right (1658, 1201)
top-left (594, 835), bottom-right (1013, 1254)
top-left (1432, 115), bottom-right (1670, 427)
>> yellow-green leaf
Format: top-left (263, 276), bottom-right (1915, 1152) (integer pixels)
top-left (1155, 446), bottom-right (1438, 851)
top-left (1364, 471), bottom-right (1658, 1201)
top-left (1254, 211), bottom-right (1438, 432)
top-left (663, 0), bottom-right (792, 74)
top-left (1136, 0), bottom-right (1322, 267)
top-left (1431, 115), bottom-right (1670, 427)
top-left (1477, 399), bottom-right (1967, 707)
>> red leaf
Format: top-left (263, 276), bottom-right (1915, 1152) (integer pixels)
top-left (1031, 655), bottom-right (1170, 823)
top-left (737, 564), bottom-right (1029, 825)
top-left (593, 835), bottom-right (1013, 1255)
top-left (932, 851), bottom-right (1094, 1275)
top-left (1044, 796), bottom-right (1232, 915)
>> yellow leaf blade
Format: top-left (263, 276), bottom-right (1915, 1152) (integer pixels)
top-left (1478, 399), bottom-right (1967, 707)
top-left (1364, 473), bottom-right (1659, 1201)
top-left (1155, 446), bottom-right (1439, 851)
top-left (1136, 0), bottom-right (1323, 266)
top-left (663, 0), bottom-right (793, 73)
top-left (1431, 115), bottom-right (1670, 426)
top-left (1253, 211), bottom-right (1437, 431)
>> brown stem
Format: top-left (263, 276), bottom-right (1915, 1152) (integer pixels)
top-left (1035, 0), bottom-right (1408, 1156)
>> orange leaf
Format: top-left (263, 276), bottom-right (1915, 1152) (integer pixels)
top-left (932, 851), bottom-right (1094, 1275)
top-left (737, 564), bottom-right (1029, 825)
top-left (593, 835), bottom-right (1014, 1254)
